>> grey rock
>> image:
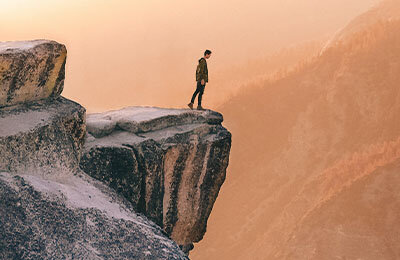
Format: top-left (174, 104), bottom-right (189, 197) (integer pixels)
top-left (0, 39), bottom-right (208, 259)
top-left (79, 144), bottom-right (142, 208)
top-left (80, 107), bottom-right (232, 253)
top-left (0, 40), bottom-right (67, 108)
top-left (0, 171), bottom-right (189, 260)
top-left (0, 95), bottom-right (188, 259)
top-left (86, 115), bottom-right (116, 138)
top-left (0, 96), bottom-right (85, 174)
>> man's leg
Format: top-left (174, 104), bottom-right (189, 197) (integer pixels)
top-left (190, 81), bottom-right (201, 103)
top-left (188, 81), bottom-right (202, 109)
top-left (190, 81), bottom-right (202, 103)
top-left (198, 83), bottom-right (205, 107)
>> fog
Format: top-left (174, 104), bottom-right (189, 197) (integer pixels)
top-left (0, 0), bottom-right (378, 112)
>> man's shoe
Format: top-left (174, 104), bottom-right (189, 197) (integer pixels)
top-left (197, 105), bottom-right (205, 110)
top-left (187, 102), bottom-right (194, 110)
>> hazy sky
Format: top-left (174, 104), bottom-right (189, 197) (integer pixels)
top-left (0, 0), bottom-right (379, 112)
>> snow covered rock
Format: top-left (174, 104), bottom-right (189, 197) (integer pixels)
top-left (80, 107), bottom-right (232, 253)
top-left (0, 40), bottom-right (66, 108)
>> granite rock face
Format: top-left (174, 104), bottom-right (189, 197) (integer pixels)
top-left (80, 107), bottom-right (232, 253)
top-left (0, 40), bottom-right (192, 259)
top-left (0, 98), bottom-right (189, 259)
top-left (0, 40), bottom-right (66, 108)
top-left (0, 171), bottom-right (188, 260)
top-left (0, 96), bottom-right (85, 173)
top-left (0, 39), bottom-right (231, 258)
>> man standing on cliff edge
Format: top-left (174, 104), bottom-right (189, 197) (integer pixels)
top-left (188, 49), bottom-right (212, 110)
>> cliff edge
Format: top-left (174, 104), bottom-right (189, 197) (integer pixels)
top-left (0, 40), bottom-right (231, 258)
top-left (80, 106), bottom-right (232, 253)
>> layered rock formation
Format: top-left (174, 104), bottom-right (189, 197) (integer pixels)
top-left (1, 40), bottom-right (231, 259)
top-left (80, 107), bottom-right (232, 253)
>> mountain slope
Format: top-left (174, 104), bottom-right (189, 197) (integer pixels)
top-left (322, 0), bottom-right (400, 51)
top-left (192, 17), bottom-right (400, 260)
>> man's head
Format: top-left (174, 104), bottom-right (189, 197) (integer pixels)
top-left (204, 49), bottom-right (212, 59)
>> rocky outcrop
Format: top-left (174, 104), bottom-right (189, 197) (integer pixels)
top-left (0, 40), bottom-right (66, 108)
top-left (80, 107), bottom-right (232, 253)
top-left (0, 97), bottom-right (190, 259)
top-left (0, 39), bottom-right (226, 259)
top-left (0, 39), bottom-right (232, 258)
top-left (0, 97), bottom-right (189, 259)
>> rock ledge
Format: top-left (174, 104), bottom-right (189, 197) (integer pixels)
top-left (80, 106), bottom-right (232, 253)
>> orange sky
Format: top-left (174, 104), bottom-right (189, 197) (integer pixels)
top-left (0, 0), bottom-right (379, 112)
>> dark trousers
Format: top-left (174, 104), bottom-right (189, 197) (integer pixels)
top-left (191, 80), bottom-right (206, 106)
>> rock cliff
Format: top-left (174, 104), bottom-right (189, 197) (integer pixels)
top-left (80, 107), bottom-right (232, 253)
top-left (0, 40), bottom-right (231, 258)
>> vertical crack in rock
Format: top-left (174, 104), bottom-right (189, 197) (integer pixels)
top-left (123, 140), bottom-right (165, 227)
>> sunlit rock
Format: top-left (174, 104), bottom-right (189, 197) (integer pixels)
top-left (0, 39), bottom-right (66, 108)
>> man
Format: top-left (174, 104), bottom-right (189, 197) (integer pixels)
top-left (188, 49), bottom-right (212, 110)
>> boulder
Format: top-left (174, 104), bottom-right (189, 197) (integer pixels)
top-left (0, 39), bottom-right (66, 108)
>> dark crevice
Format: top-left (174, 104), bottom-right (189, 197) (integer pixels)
top-left (122, 144), bottom-right (147, 215)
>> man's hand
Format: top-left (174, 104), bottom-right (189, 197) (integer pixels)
top-left (201, 79), bottom-right (205, 85)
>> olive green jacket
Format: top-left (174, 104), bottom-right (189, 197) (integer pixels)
top-left (196, 57), bottom-right (208, 83)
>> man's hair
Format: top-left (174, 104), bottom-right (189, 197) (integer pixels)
top-left (204, 49), bottom-right (212, 56)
